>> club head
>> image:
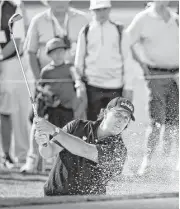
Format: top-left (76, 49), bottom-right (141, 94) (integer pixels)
top-left (8, 13), bottom-right (22, 26)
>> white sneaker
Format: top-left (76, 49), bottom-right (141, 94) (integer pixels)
top-left (137, 156), bottom-right (151, 176)
top-left (20, 155), bottom-right (38, 173)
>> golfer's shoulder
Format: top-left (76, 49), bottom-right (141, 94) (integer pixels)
top-left (64, 119), bottom-right (93, 134)
top-left (67, 119), bottom-right (91, 129)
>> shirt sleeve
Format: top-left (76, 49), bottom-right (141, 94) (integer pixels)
top-left (74, 27), bottom-right (86, 80)
top-left (62, 119), bottom-right (80, 134)
top-left (25, 16), bottom-right (39, 53)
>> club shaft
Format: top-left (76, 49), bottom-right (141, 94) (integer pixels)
top-left (11, 32), bottom-right (38, 117)
top-left (11, 32), bottom-right (48, 149)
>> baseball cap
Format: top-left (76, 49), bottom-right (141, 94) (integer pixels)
top-left (46, 38), bottom-right (67, 54)
top-left (107, 97), bottom-right (135, 121)
top-left (89, 0), bottom-right (112, 10)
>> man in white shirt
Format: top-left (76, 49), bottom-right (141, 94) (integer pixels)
top-left (73, 0), bottom-right (133, 121)
top-left (126, 1), bottom-right (179, 175)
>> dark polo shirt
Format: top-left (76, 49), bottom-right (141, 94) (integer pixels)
top-left (44, 119), bottom-right (127, 196)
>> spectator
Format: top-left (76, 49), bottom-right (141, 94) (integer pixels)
top-left (21, 0), bottom-right (88, 173)
top-left (0, 0), bottom-right (31, 168)
top-left (36, 37), bottom-right (86, 127)
top-left (126, 0), bottom-right (179, 175)
top-left (73, 0), bottom-right (134, 121)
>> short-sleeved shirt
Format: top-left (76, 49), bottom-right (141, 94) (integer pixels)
top-left (44, 119), bottom-right (127, 196)
top-left (25, 8), bottom-right (88, 68)
top-left (126, 6), bottom-right (179, 68)
top-left (40, 62), bottom-right (76, 109)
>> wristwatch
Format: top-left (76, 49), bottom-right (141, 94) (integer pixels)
top-left (51, 126), bottom-right (60, 138)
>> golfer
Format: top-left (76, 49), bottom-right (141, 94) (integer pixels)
top-left (34, 97), bottom-right (135, 196)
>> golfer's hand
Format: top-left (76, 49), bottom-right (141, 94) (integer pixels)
top-left (35, 132), bottom-right (49, 146)
top-left (34, 117), bottom-right (56, 136)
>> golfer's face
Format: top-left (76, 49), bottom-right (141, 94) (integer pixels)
top-left (104, 107), bottom-right (131, 135)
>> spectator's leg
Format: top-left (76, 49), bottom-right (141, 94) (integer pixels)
top-left (0, 114), bottom-right (14, 169)
top-left (19, 76), bottom-right (37, 173)
top-left (11, 82), bottom-right (32, 165)
top-left (138, 78), bottom-right (166, 175)
top-left (20, 123), bottom-right (39, 173)
top-left (163, 80), bottom-right (179, 170)
top-left (0, 114), bottom-right (12, 154)
top-left (86, 86), bottom-right (104, 121)
top-left (146, 122), bottom-right (162, 159)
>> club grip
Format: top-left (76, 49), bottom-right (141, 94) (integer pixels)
top-left (31, 99), bottom-right (48, 147)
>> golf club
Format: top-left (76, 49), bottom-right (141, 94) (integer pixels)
top-left (8, 13), bottom-right (48, 148)
top-left (8, 13), bottom-right (38, 117)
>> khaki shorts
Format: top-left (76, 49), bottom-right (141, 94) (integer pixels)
top-left (148, 71), bottom-right (179, 126)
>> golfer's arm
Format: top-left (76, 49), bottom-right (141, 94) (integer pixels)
top-left (27, 52), bottom-right (41, 80)
top-left (39, 141), bottom-right (64, 159)
top-left (52, 130), bottom-right (98, 163)
top-left (1, 39), bottom-right (20, 60)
